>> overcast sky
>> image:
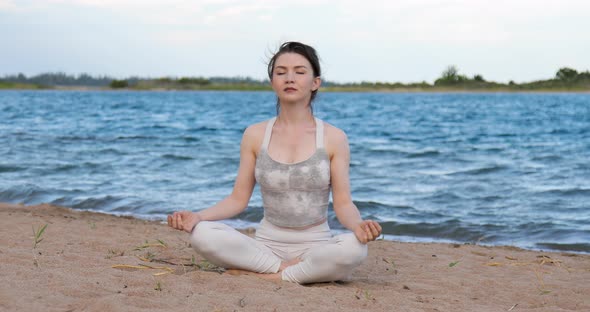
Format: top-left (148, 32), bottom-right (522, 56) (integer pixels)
top-left (1, 0), bottom-right (589, 83)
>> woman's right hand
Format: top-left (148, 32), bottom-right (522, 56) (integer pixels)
top-left (167, 211), bottom-right (201, 233)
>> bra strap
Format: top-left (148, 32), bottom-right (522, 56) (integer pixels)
top-left (315, 117), bottom-right (324, 148)
top-left (261, 117), bottom-right (276, 149)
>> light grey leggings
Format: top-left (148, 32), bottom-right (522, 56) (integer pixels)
top-left (190, 219), bottom-right (367, 284)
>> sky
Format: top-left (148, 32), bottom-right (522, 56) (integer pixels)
top-left (1, 0), bottom-right (589, 84)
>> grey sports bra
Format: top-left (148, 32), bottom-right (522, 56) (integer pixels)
top-left (254, 117), bottom-right (331, 228)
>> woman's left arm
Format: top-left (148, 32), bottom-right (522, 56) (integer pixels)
top-left (328, 127), bottom-right (382, 244)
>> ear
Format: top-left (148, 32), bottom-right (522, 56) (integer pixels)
top-left (312, 76), bottom-right (321, 91)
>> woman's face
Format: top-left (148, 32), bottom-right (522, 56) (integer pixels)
top-left (271, 52), bottom-right (320, 104)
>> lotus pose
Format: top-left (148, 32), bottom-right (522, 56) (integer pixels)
top-left (168, 41), bottom-right (382, 284)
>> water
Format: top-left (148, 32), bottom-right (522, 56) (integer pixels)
top-left (1, 90), bottom-right (589, 253)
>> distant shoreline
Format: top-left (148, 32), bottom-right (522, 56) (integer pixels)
top-left (1, 85), bottom-right (589, 93)
top-left (3, 66), bottom-right (589, 93)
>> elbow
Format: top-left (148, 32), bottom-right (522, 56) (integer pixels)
top-left (228, 193), bottom-right (250, 213)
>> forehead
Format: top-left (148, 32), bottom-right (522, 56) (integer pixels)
top-left (274, 52), bottom-right (312, 68)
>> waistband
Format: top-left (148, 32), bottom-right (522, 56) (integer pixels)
top-left (255, 218), bottom-right (331, 244)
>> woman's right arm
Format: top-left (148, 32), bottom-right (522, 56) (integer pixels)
top-left (168, 125), bottom-right (259, 232)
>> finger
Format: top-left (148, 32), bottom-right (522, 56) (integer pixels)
top-left (369, 222), bottom-right (380, 236)
top-left (176, 214), bottom-right (182, 229)
top-left (167, 215), bottom-right (172, 227)
top-left (357, 228), bottom-right (368, 244)
top-left (363, 222), bottom-right (371, 233)
top-left (173, 214), bottom-right (179, 229)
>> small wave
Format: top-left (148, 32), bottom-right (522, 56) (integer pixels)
top-left (49, 162), bottom-right (102, 173)
top-left (0, 165), bottom-right (26, 173)
top-left (98, 148), bottom-right (126, 155)
top-left (181, 136), bottom-right (200, 142)
top-left (53, 164), bottom-right (78, 172)
top-left (470, 145), bottom-right (505, 152)
top-left (354, 200), bottom-right (413, 212)
top-left (367, 145), bottom-right (401, 153)
top-left (190, 126), bottom-right (220, 132)
top-left (162, 154), bottom-right (194, 161)
top-left (535, 242), bottom-right (590, 253)
top-left (367, 146), bottom-right (441, 159)
top-left (234, 206), bottom-right (264, 223)
top-left (475, 195), bottom-right (503, 202)
top-left (549, 129), bottom-right (570, 135)
top-left (69, 195), bottom-right (125, 210)
top-left (420, 191), bottom-right (465, 202)
top-left (0, 185), bottom-right (51, 203)
top-left (115, 135), bottom-right (157, 141)
top-left (535, 188), bottom-right (590, 197)
top-left (379, 219), bottom-right (488, 242)
top-left (449, 165), bottom-right (507, 176)
top-left (417, 169), bottom-right (456, 176)
top-left (531, 155), bottom-right (562, 162)
top-left (58, 135), bottom-right (98, 142)
top-left (407, 150), bottom-right (440, 158)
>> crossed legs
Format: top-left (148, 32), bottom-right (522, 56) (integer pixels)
top-left (190, 221), bottom-right (367, 284)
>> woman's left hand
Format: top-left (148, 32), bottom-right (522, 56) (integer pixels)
top-left (353, 220), bottom-right (382, 244)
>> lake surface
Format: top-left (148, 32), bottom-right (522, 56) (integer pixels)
top-left (1, 90), bottom-right (589, 253)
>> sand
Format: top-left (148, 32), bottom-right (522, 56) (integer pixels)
top-left (0, 202), bottom-right (588, 312)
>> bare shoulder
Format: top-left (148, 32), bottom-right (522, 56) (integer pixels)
top-left (242, 119), bottom-right (271, 153)
top-left (243, 120), bottom-right (267, 138)
top-left (322, 121), bottom-right (349, 157)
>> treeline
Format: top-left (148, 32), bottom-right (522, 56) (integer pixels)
top-left (327, 66), bottom-right (590, 91)
top-left (431, 66), bottom-right (590, 90)
top-left (0, 72), bottom-right (269, 90)
top-left (1, 72), bottom-right (120, 87)
top-left (129, 76), bottom-right (269, 91)
top-left (1, 67), bottom-right (589, 91)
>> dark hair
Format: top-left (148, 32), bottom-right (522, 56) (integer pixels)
top-left (267, 41), bottom-right (321, 114)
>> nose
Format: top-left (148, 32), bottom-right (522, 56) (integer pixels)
top-left (285, 71), bottom-right (295, 82)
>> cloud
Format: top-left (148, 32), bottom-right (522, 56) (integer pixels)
top-left (0, 0), bottom-right (17, 11)
top-left (202, 2), bottom-right (276, 25)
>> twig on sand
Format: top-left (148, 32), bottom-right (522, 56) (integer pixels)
top-left (134, 239), bottom-right (168, 250)
top-left (112, 263), bottom-right (174, 276)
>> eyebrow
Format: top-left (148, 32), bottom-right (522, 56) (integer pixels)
top-left (274, 65), bottom-right (308, 70)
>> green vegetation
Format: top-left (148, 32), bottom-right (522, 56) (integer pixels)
top-left (2, 67), bottom-right (589, 92)
top-left (32, 224), bottom-right (47, 249)
top-left (0, 80), bottom-right (44, 89)
top-left (109, 79), bottom-right (128, 89)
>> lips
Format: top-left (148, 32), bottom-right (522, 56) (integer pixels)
top-left (284, 87), bottom-right (297, 92)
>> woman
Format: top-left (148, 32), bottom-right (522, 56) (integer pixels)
top-left (168, 41), bottom-right (382, 284)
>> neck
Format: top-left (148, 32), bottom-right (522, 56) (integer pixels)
top-left (277, 103), bottom-right (314, 126)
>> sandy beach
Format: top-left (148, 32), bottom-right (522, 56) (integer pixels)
top-left (1, 202), bottom-right (588, 312)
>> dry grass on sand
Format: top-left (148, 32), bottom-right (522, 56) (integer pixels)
top-left (1, 202), bottom-right (589, 311)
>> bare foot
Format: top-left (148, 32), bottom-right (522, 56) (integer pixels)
top-left (254, 272), bottom-right (282, 282)
top-left (225, 269), bottom-right (253, 276)
top-left (225, 269), bottom-right (282, 282)
top-left (279, 257), bottom-right (302, 271)
top-left (225, 258), bottom-right (301, 283)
